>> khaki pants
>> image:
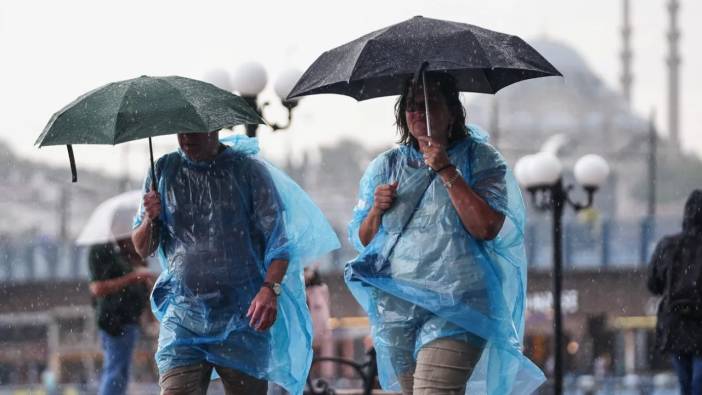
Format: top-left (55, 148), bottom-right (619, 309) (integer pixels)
top-left (159, 363), bottom-right (268, 395)
top-left (397, 338), bottom-right (483, 395)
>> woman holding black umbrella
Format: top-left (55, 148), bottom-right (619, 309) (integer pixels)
top-left (346, 72), bottom-right (542, 395)
top-left (288, 16), bottom-right (557, 393)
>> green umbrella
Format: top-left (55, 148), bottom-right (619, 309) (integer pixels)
top-left (35, 75), bottom-right (264, 186)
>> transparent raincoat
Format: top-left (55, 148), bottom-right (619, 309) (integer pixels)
top-left (134, 135), bottom-right (339, 394)
top-left (346, 125), bottom-right (545, 394)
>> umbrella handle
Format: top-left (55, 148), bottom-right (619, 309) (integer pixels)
top-left (149, 137), bottom-right (157, 191)
top-left (411, 62), bottom-right (432, 144)
top-left (421, 69), bottom-right (432, 140)
top-left (67, 145), bottom-right (77, 182)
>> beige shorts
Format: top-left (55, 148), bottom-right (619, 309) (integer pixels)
top-left (397, 338), bottom-right (483, 395)
top-left (159, 363), bottom-right (267, 395)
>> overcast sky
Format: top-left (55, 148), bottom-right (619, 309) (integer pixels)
top-left (1, 0), bottom-right (700, 180)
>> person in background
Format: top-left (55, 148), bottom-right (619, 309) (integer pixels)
top-left (304, 267), bottom-right (333, 378)
top-left (88, 237), bottom-right (154, 395)
top-left (648, 190), bottom-right (702, 395)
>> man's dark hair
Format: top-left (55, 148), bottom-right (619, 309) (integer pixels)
top-left (394, 72), bottom-right (467, 148)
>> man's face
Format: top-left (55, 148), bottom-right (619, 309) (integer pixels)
top-left (177, 132), bottom-right (219, 161)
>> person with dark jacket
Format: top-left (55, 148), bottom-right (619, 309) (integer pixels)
top-left (89, 238), bottom-right (154, 395)
top-left (648, 189), bottom-right (702, 395)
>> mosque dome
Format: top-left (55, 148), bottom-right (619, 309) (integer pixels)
top-left (468, 38), bottom-right (644, 161)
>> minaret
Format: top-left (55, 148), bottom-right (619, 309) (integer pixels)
top-left (666, 0), bottom-right (681, 146)
top-left (620, 0), bottom-right (633, 107)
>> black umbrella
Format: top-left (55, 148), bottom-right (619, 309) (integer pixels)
top-left (35, 75), bottom-right (263, 186)
top-left (288, 15), bottom-right (562, 102)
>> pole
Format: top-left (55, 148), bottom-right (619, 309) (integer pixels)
top-left (552, 180), bottom-right (566, 395)
top-left (647, 110), bottom-right (657, 218)
top-left (641, 110), bottom-right (657, 262)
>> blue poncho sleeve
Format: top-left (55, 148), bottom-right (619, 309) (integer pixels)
top-left (246, 158), bottom-right (290, 264)
top-left (221, 135), bottom-right (341, 393)
top-left (223, 134), bottom-right (341, 272)
top-left (347, 153), bottom-right (393, 252)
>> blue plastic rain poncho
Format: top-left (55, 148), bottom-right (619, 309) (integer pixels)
top-left (346, 125), bottom-right (545, 394)
top-left (134, 135), bottom-right (340, 395)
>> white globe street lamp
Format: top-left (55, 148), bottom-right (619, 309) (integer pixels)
top-left (515, 150), bottom-right (609, 393)
top-left (514, 154), bottom-right (536, 188)
top-left (274, 68), bottom-right (303, 108)
top-left (232, 62), bottom-right (268, 97)
top-left (574, 154), bottom-right (610, 190)
top-left (528, 152), bottom-right (563, 187)
top-left (228, 62), bottom-right (303, 137)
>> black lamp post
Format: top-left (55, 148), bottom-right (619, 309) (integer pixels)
top-left (515, 152), bottom-right (610, 395)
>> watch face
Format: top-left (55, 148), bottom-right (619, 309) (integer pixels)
top-left (272, 283), bottom-right (282, 295)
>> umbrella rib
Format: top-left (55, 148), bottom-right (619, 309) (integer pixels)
top-left (347, 28), bottom-right (390, 82)
top-left (114, 81), bottom-right (138, 145)
top-left (161, 79), bottom-right (211, 132)
top-left (468, 32), bottom-right (500, 93)
top-left (37, 82), bottom-right (122, 146)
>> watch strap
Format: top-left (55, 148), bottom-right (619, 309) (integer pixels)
top-left (262, 281), bottom-right (281, 295)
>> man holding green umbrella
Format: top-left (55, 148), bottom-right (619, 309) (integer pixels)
top-left (132, 130), bottom-right (338, 395)
top-left (37, 76), bottom-right (340, 395)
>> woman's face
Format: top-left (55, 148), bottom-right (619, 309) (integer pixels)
top-left (404, 84), bottom-right (453, 142)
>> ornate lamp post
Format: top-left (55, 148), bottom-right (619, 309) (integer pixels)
top-left (514, 152), bottom-right (610, 395)
top-left (230, 62), bottom-right (302, 137)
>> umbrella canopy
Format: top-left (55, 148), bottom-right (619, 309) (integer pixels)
top-left (76, 190), bottom-right (142, 246)
top-left (288, 15), bottom-right (562, 101)
top-left (35, 75), bottom-right (264, 182)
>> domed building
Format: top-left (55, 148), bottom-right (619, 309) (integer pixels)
top-left (467, 38), bottom-right (699, 222)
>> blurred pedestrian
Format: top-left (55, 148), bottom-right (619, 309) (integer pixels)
top-left (593, 353), bottom-right (611, 379)
top-left (88, 237), bottom-right (154, 395)
top-left (304, 267), bottom-right (333, 378)
top-left (132, 132), bottom-right (338, 395)
top-left (647, 189), bottom-right (702, 395)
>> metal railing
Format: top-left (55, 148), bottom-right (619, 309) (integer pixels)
top-left (0, 216), bottom-right (683, 282)
top-left (306, 348), bottom-right (378, 395)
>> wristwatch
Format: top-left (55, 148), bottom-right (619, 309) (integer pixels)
top-left (262, 281), bottom-right (281, 296)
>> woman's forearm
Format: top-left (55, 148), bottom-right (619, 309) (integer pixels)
top-left (440, 168), bottom-right (505, 240)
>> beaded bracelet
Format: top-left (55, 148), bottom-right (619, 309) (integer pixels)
top-left (442, 169), bottom-right (462, 189)
top-left (434, 163), bottom-right (454, 174)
